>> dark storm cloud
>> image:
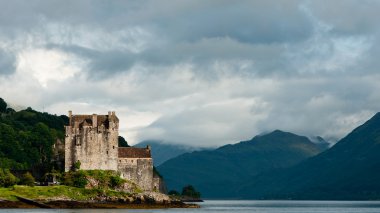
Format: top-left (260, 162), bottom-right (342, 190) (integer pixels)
top-left (47, 44), bottom-right (137, 76)
top-left (50, 37), bottom-right (289, 79)
top-left (308, 0), bottom-right (380, 35)
top-left (145, 0), bottom-right (313, 44)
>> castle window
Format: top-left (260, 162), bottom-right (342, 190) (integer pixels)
top-left (74, 138), bottom-right (81, 146)
top-left (106, 151), bottom-right (108, 154)
top-left (113, 146), bottom-right (115, 149)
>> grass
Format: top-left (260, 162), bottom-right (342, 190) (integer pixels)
top-left (0, 185), bottom-right (132, 201)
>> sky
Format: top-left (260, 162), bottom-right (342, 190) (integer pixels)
top-left (0, 0), bottom-right (379, 147)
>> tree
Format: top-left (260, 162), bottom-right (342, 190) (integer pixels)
top-left (0, 169), bottom-right (18, 187)
top-left (118, 136), bottom-right (130, 147)
top-left (0, 98), bottom-right (6, 113)
top-left (20, 172), bottom-right (35, 186)
top-left (181, 185), bottom-right (201, 199)
top-left (30, 123), bottom-right (55, 164)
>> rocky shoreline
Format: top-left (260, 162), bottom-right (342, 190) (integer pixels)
top-left (0, 200), bottom-right (199, 209)
top-left (0, 192), bottom-right (200, 209)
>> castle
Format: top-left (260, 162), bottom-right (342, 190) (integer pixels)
top-left (64, 111), bottom-right (163, 192)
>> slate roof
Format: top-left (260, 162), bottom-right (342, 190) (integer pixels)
top-left (118, 147), bottom-right (151, 158)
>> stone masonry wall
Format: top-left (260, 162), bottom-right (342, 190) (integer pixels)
top-left (118, 158), bottom-right (153, 191)
top-left (65, 112), bottom-right (118, 172)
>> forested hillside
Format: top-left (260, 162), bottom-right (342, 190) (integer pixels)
top-left (0, 98), bottom-right (68, 174)
top-left (158, 130), bottom-right (326, 198)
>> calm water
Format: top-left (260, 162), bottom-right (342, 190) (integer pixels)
top-left (2, 200), bottom-right (380, 213)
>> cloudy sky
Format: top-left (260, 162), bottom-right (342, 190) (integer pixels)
top-left (0, 0), bottom-right (379, 147)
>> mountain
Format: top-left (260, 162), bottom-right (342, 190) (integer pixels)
top-left (134, 140), bottom-right (202, 166)
top-left (239, 112), bottom-right (380, 200)
top-left (157, 130), bottom-right (324, 198)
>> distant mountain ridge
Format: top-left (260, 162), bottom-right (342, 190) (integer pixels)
top-left (238, 112), bottom-right (380, 200)
top-left (157, 130), bottom-right (326, 198)
top-left (134, 140), bottom-right (203, 166)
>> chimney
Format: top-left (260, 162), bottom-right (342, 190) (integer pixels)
top-left (92, 114), bottom-right (97, 128)
top-left (112, 111), bottom-right (115, 118)
top-left (68, 110), bottom-right (72, 126)
top-left (147, 145), bottom-right (151, 155)
top-left (108, 111), bottom-right (111, 117)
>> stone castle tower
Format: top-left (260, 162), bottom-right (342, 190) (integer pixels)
top-left (65, 111), bottom-right (119, 171)
top-left (64, 111), bottom-right (164, 192)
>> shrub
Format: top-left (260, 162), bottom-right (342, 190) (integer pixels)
top-left (0, 169), bottom-right (18, 187)
top-left (73, 160), bottom-right (81, 171)
top-left (110, 175), bottom-right (126, 188)
top-left (20, 172), bottom-right (35, 186)
top-left (181, 185), bottom-right (201, 198)
top-left (168, 190), bottom-right (180, 196)
top-left (62, 172), bottom-right (74, 186)
top-left (73, 170), bottom-right (87, 188)
top-left (62, 170), bottom-right (125, 189)
top-left (63, 170), bottom-right (88, 188)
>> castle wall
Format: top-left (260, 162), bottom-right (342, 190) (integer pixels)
top-left (118, 158), bottom-right (153, 191)
top-left (153, 175), bottom-right (167, 193)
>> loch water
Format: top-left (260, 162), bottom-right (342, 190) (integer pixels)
top-left (2, 200), bottom-right (380, 213)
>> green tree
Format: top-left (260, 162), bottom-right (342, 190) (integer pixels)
top-left (0, 98), bottom-right (6, 113)
top-left (0, 123), bottom-right (26, 166)
top-left (118, 136), bottom-right (130, 147)
top-left (30, 123), bottom-right (55, 164)
top-left (0, 169), bottom-right (18, 187)
top-left (181, 185), bottom-right (201, 198)
top-left (20, 172), bottom-right (35, 186)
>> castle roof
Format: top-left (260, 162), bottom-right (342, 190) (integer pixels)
top-left (118, 147), bottom-right (151, 158)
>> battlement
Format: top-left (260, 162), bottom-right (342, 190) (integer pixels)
top-left (67, 111), bottom-right (119, 129)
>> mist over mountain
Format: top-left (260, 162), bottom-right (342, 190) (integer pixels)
top-left (308, 136), bottom-right (332, 151)
top-left (157, 130), bottom-right (325, 198)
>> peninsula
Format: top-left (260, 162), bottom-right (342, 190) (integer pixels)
top-left (0, 105), bottom-right (198, 208)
